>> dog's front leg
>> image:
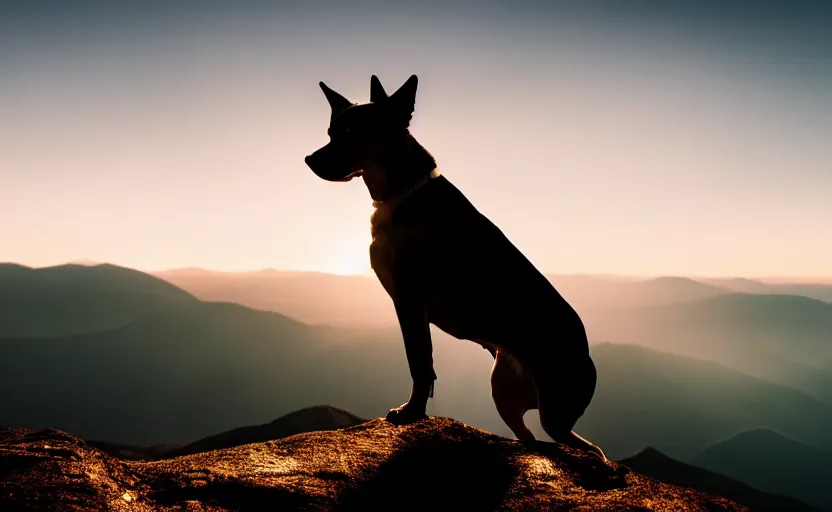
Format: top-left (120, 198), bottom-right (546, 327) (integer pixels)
top-left (385, 295), bottom-right (436, 425)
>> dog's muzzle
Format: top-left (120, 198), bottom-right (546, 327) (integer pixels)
top-left (305, 143), bottom-right (358, 182)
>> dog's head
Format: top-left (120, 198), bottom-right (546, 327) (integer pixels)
top-left (304, 75), bottom-right (419, 183)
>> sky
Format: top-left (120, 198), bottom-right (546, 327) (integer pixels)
top-left (2, 1), bottom-right (830, 278)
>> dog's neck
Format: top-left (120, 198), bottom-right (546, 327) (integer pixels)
top-left (367, 138), bottom-right (440, 234)
top-left (369, 167), bottom-right (439, 243)
top-left (363, 134), bottom-right (439, 213)
top-left (371, 168), bottom-right (441, 215)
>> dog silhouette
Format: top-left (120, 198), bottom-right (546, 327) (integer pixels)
top-left (305, 75), bottom-right (605, 459)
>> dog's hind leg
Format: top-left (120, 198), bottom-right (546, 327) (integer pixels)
top-left (533, 355), bottom-right (607, 460)
top-left (490, 349), bottom-right (538, 442)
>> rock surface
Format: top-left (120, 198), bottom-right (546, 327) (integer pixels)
top-left (1, 417), bottom-right (746, 511)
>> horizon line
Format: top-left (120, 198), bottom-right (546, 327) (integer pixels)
top-left (4, 260), bottom-right (832, 285)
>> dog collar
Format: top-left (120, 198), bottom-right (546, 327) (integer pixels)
top-left (372, 168), bottom-right (441, 212)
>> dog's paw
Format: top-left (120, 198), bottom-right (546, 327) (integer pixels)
top-left (385, 403), bottom-right (428, 426)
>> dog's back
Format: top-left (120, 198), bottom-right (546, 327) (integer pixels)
top-left (374, 174), bottom-right (587, 357)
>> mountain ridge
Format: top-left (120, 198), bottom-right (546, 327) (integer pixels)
top-left (692, 428), bottom-right (832, 511)
top-left (0, 262), bottom-right (198, 337)
top-left (620, 446), bottom-right (821, 512)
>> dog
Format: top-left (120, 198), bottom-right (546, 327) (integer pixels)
top-left (305, 75), bottom-right (605, 459)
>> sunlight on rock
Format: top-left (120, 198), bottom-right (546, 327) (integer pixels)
top-left (518, 454), bottom-right (560, 478)
top-left (252, 454), bottom-right (300, 475)
top-left (0, 420), bottom-right (748, 511)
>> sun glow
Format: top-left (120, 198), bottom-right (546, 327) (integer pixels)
top-left (327, 254), bottom-right (372, 276)
top-left (324, 229), bottom-right (375, 276)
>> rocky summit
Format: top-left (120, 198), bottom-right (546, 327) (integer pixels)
top-left (0, 417), bottom-right (745, 511)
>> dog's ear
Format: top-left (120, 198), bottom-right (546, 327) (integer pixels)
top-left (388, 74), bottom-right (418, 126)
top-left (319, 81), bottom-right (353, 118)
top-left (370, 75), bottom-right (388, 102)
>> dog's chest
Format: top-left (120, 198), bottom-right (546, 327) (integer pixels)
top-left (368, 205), bottom-right (398, 297)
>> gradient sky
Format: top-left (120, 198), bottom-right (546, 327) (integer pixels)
top-left (2, 1), bottom-right (830, 277)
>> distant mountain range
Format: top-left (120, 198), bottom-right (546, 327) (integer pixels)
top-left (2, 278), bottom-right (830, 463)
top-left (703, 277), bottom-right (832, 303)
top-left (0, 262), bottom-right (195, 337)
top-left (151, 267), bottom-right (832, 398)
top-left (0, 299), bottom-right (380, 445)
top-left (588, 292), bottom-right (832, 361)
top-left (152, 268), bottom-right (832, 327)
top-left (152, 267), bottom-right (398, 328)
top-left (620, 447), bottom-right (821, 512)
top-left (582, 293), bottom-right (832, 403)
top-left (692, 429), bottom-right (832, 511)
top-left (151, 270), bottom-right (740, 328)
top-left (576, 343), bottom-right (832, 461)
